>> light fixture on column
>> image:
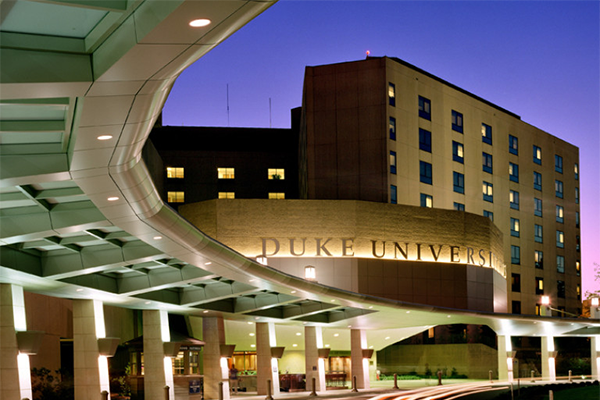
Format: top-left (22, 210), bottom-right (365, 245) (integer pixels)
top-left (592, 298), bottom-right (599, 308)
top-left (317, 348), bottom-right (330, 359)
top-left (540, 295), bottom-right (551, 317)
top-left (98, 337), bottom-right (121, 357)
top-left (163, 342), bottom-right (182, 358)
top-left (362, 349), bottom-right (374, 359)
top-left (304, 265), bottom-right (316, 281)
top-left (541, 296), bottom-right (550, 305)
top-left (16, 331), bottom-right (45, 355)
top-left (220, 344), bottom-right (236, 358)
top-left (271, 346), bottom-right (285, 359)
top-left (256, 256), bottom-right (268, 265)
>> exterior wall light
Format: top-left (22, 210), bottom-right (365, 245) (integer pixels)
top-left (256, 256), bottom-right (268, 265)
top-left (541, 296), bottom-right (550, 305)
top-left (592, 298), bottom-right (599, 307)
top-left (304, 265), bottom-right (316, 281)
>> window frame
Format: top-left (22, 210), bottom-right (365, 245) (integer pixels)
top-left (555, 154), bottom-right (563, 173)
top-left (555, 179), bottom-right (563, 198)
top-left (509, 190), bottom-right (519, 210)
top-left (534, 171), bottom-right (542, 191)
top-left (452, 141), bottom-right (464, 163)
top-left (481, 123), bottom-right (492, 145)
top-left (453, 171), bottom-right (464, 194)
top-left (533, 145), bottom-right (542, 165)
top-left (535, 250), bottom-right (543, 269)
top-left (510, 217), bottom-right (520, 237)
top-left (419, 128), bottom-right (432, 152)
top-left (454, 202), bottom-right (465, 211)
top-left (557, 255), bottom-right (565, 273)
top-left (556, 205), bottom-right (564, 223)
top-left (166, 167), bottom-right (184, 179)
top-left (509, 162), bottom-right (519, 183)
top-left (511, 245), bottom-right (520, 265)
top-left (556, 230), bottom-right (564, 248)
top-left (390, 151), bottom-right (397, 174)
top-left (390, 185), bottom-right (397, 204)
top-left (420, 193), bottom-right (433, 208)
top-left (418, 96), bottom-right (431, 120)
top-left (482, 181), bottom-right (493, 203)
top-left (389, 117), bottom-right (396, 140)
top-left (535, 224), bottom-right (543, 243)
top-left (482, 152), bottom-right (493, 173)
top-left (388, 83), bottom-right (395, 106)
top-left (451, 110), bottom-right (463, 133)
top-left (509, 135), bottom-right (518, 155)
top-left (217, 167), bottom-right (235, 179)
top-left (534, 198), bottom-right (542, 217)
top-left (420, 161), bottom-right (432, 185)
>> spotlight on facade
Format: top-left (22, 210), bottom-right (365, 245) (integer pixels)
top-left (256, 256), bottom-right (268, 265)
top-left (304, 265), bottom-right (316, 281)
top-left (541, 296), bottom-right (550, 305)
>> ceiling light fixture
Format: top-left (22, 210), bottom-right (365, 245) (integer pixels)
top-left (97, 135), bottom-right (113, 140)
top-left (153, 236), bottom-right (162, 240)
top-left (107, 196), bottom-right (119, 201)
top-left (189, 18), bottom-right (211, 27)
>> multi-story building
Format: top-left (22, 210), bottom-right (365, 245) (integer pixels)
top-left (300, 56), bottom-right (581, 316)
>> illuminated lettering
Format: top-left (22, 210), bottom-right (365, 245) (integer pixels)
top-left (261, 238), bottom-right (280, 257)
top-left (479, 249), bottom-right (486, 266)
top-left (341, 238), bottom-right (354, 256)
top-left (450, 246), bottom-right (460, 262)
top-left (429, 245), bottom-right (443, 261)
top-left (467, 247), bottom-right (475, 264)
top-left (416, 243), bottom-right (422, 261)
top-left (289, 238), bottom-right (306, 256)
top-left (372, 240), bottom-right (386, 258)
top-left (316, 238), bottom-right (333, 256)
top-left (394, 242), bottom-right (409, 260)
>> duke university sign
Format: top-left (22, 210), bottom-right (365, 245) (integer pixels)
top-left (260, 237), bottom-right (505, 275)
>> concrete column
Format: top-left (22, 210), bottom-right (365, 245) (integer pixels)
top-left (304, 326), bottom-right (326, 393)
top-left (0, 284), bottom-right (32, 400)
top-left (591, 306), bottom-right (600, 379)
top-left (203, 316), bottom-right (229, 400)
top-left (351, 329), bottom-right (370, 389)
top-left (497, 335), bottom-right (514, 382)
top-left (73, 299), bottom-right (110, 400)
top-left (541, 336), bottom-right (556, 381)
top-left (143, 310), bottom-right (175, 400)
top-left (256, 322), bottom-right (280, 395)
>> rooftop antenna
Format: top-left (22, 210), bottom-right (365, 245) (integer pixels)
top-left (226, 84), bottom-right (230, 126)
top-left (269, 98), bottom-right (272, 128)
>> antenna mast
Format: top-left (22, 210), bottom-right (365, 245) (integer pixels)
top-left (227, 84), bottom-right (230, 126)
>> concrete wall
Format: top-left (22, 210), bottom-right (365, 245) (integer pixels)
top-left (377, 343), bottom-right (498, 379)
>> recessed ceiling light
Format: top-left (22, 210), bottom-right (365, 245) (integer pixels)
top-left (406, 311), bottom-right (410, 314)
top-left (97, 135), bottom-right (113, 140)
top-left (347, 325), bottom-right (352, 328)
top-left (189, 18), bottom-right (211, 27)
top-left (107, 196), bottom-right (119, 201)
top-left (369, 345), bottom-right (373, 349)
top-left (203, 310), bottom-right (209, 314)
top-left (247, 322), bottom-right (253, 325)
top-left (249, 333), bottom-right (255, 336)
top-left (385, 336), bottom-right (390, 340)
top-left (291, 290), bottom-right (297, 294)
top-left (205, 262), bottom-right (212, 266)
top-left (331, 299), bottom-right (335, 302)
top-left (250, 344), bottom-right (255, 348)
top-left (153, 236), bottom-right (162, 240)
top-left (325, 344), bottom-right (330, 347)
top-left (296, 332), bottom-right (301, 336)
top-left (249, 279), bottom-right (255, 282)
top-left (76, 288), bottom-right (84, 292)
top-left (447, 315), bottom-right (451, 318)
top-left (293, 344), bottom-right (297, 347)
top-left (368, 306), bottom-right (373, 309)
top-left (255, 317), bottom-right (260, 320)
top-left (145, 301), bottom-right (151, 305)
top-left (333, 333), bottom-right (339, 337)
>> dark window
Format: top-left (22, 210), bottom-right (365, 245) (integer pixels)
top-left (576, 235), bottom-right (580, 252)
top-left (534, 171), bottom-right (542, 191)
top-left (533, 145), bottom-right (542, 165)
top-left (418, 96), bottom-right (431, 120)
top-left (482, 123), bottom-right (492, 145)
top-left (482, 152), bottom-right (493, 173)
top-left (510, 190), bottom-right (519, 210)
top-left (557, 281), bottom-right (565, 298)
top-left (483, 181), bottom-right (493, 203)
top-left (420, 161), bottom-right (432, 185)
top-left (452, 141), bottom-right (464, 163)
top-left (483, 210), bottom-right (493, 221)
top-left (511, 245), bottom-right (520, 264)
top-left (535, 250), bottom-right (543, 269)
top-left (454, 202), bottom-right (465, 211)
top-left (511, 273), bottom-right (521, 292)
top-left (555, 180), bottom-right (563, 198)
top-left (535, 224), bottom-right (543, 243)
top-left (452, 110), bottom-right (463, 133)
top-left (419, 128), bottom-right (431, 152)
top-left (509, 135), bottom-right (518, 155)
top-left (453, 172), bottom-right (464, 194)
top-left (576, 212), bottom-right (580, 228)
top-left (389, 117), bottom-right (396, 140)
top-left (555, 155), bottom-right (563, 173)
top-left (390, 151), bottom-right (397, 174)
top-left (512, 301), bottom-right (521, 315)
top-left (534, 198), bottom-right (542, 217)
top-left (391, 185), bottom-right (397, 204)
top-left (388, 83), bottom-right (395, 106)
top-left (557, 255), bottom-right (565, 273)
top-left (575, 187), bottom-right (579, 204)
top-left (509, 162), bottom-right (519, 183)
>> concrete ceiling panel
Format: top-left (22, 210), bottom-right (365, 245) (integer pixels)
top-left (86, 80), bottom-right (146, 97)
top-left (70, 148), bottom-right (115, 171)
top-left (78, 95), bottom-right (135, 128)
top-left (0, 82), bottom-right (91, 100)
top-left (92, 16), bottom-right (138, 80)
top-left (150, 44), bottom-right (215, 80)
top-left (73, 125), bottom-right (123, 151)
top-left (0, 154), bottom-right (69, 181)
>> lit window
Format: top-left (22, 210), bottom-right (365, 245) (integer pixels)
top-left (388, 83), bottom-right (396, 106)
top-left (218, 192), bottom-right (235, 199)
top-left (509, 162), bottom-right (519, 183)
top-left (268, 168), bottom-right (285, 180)
top-left (534, 224), bottom-right (543, 243)
top-left (420, 161), bottom-right (432, 185)
top-left (420, 193), bottom-right (433, 208)
top-left (389, 117), bottom-right (396, 140)
top-left (218, 167), bottom-right (235, 179)
top-left (556, 205), bottom-right (564, 223)
top-left (453, 172), bottom-right (464, 194)
top-left (536, 277), bottom-right (544, 295)
top-left (557, 281), bottom-right (565, 298)
top-left (390, 151), bottom-right (397, 174)
top-left (511, 273), bottom-right (521, 292)
top-left (574, 163), bottom-right (579, 180)
top-left (454, 202), bottom-right (465, 211)
top-left (509, 190), bottom-right (519, 210)
top-left (452, 141), bottom-right (464, 163)
top-left (576, 260), bottom-right (581, 276)
top-left (482, 152), bottom-right (493, 173)
top-left (391, 185), bottom-right (397, 204)
top-left (419, 128), bottom-right (431, 152)
top-left (418, 96), bottom-right (431, 120)
top-left (167, 191), bottom-right (185, 203)
top-left (533, 145), bottom-right (542, 165)
top-left (555, 180), bottom-right (563, 198)
top-left (482, 181), bottom-right (493, 203)
top-left (481, 123), bottom-right (492, 145)
top-left (511, 245), bottom-right (520, 265)
top-left (167, 167), bottom-right (184, 179)
top-left (555, 155), bottom-right (563, 173)
top-left (575, 187), bottom-right (579, 204)
top-left (577, 284), bottom-right (581, 300)
top-left (452, 110), bottom-right (463, 133)
top-left (510, 217), bottom-right (520, 237)
top-left (534, 198), bottom-right (542, 217)
top-left (557, 255), bottom-right (565, 273)
top-left (428, 327), bottom-right (435, 338)
top-left (483, 210), bottom-right (493, 221)
top-left (509, 135), bottom-right (518, 155)
top-left (533, 171), bottom-right (542, 191)
top-left (535, 250), bottom-right (543, 269)
top-left (268, 192), bottom-right (285, 199)
top-left (556, 230), bottom-right (564, 248)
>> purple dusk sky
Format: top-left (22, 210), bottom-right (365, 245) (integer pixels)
top-left (163, 1), bottom-right (600, 295)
